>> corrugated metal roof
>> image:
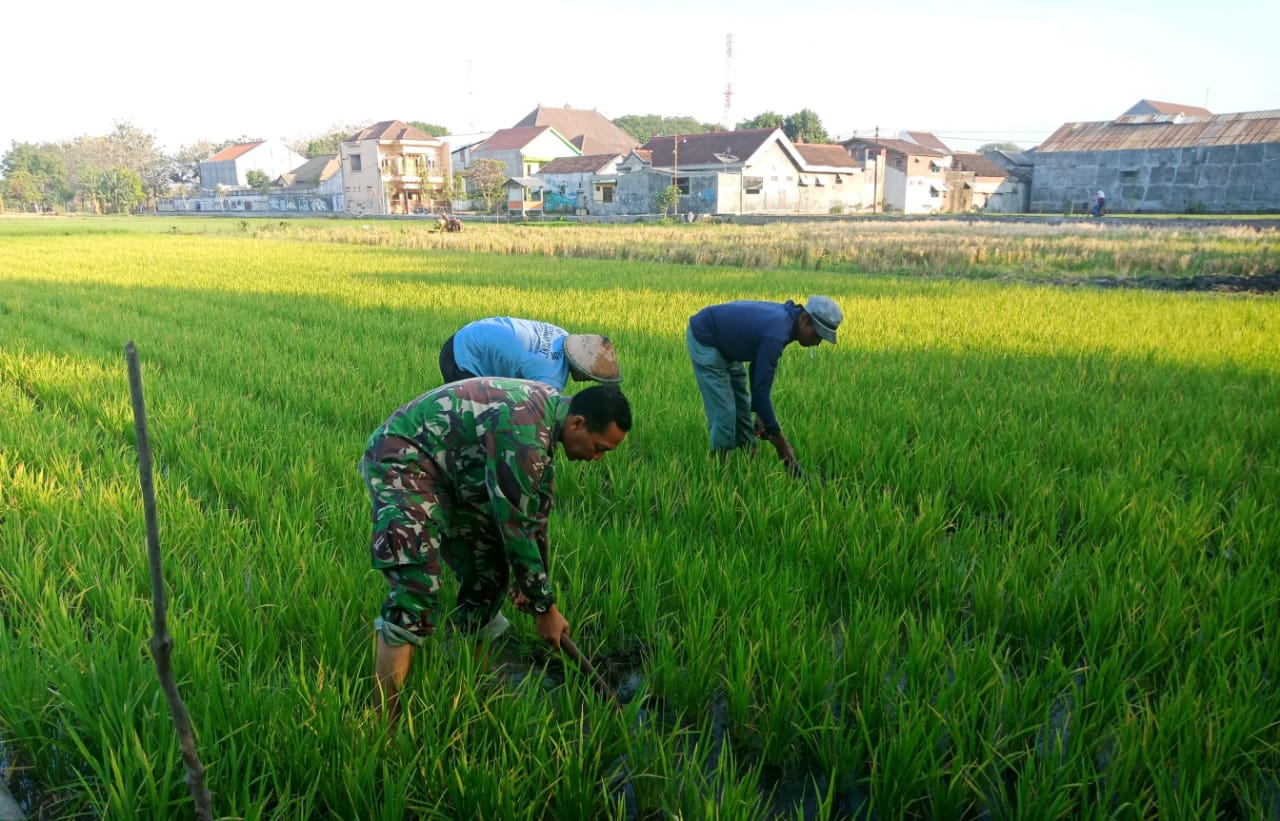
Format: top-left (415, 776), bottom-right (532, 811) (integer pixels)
top-left (1038, 109), bottom-right (1280, 152)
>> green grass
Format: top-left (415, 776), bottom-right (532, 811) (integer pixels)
top-left (1, 216), bottom-right (1278, 819)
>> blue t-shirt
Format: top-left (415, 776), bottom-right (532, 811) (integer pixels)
top-left (453, 317), bottom-right (571, 390)
top-left (688, 300), bottom-right (801, 434)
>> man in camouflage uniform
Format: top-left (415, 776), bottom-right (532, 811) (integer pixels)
top-left (359, 377), bottom-right (632, 722)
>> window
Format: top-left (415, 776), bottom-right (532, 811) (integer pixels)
top-left (350, 154), bottom-right (363, 171)
top-left (602, 186), bottom-right (614, 203)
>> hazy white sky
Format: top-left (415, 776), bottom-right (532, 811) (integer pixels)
top-left (4, 0), bottom-right (1276, 154)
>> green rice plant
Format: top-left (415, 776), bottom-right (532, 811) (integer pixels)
top-left (1, 216), bottom-right (1277, 817)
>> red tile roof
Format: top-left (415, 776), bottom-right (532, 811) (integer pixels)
top-left (206, 141), bottom-right (265, 162)
top-left (478, 126), bottom-right (554, 151)
top-left (513, 105), bottom-right (639, 155)
top-left (1126, 99), bottom-right (1213, 117)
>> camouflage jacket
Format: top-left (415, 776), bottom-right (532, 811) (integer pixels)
top-left (365, 378), bottom-right (568, 605)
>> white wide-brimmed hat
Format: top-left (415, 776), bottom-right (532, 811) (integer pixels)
top-left (564, 334), bottom-right (622, 383)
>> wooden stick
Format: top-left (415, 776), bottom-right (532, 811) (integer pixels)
top-left (559, 635), bottom-right (617, 704)
top-left (126, 341), bottom-right (214, 821)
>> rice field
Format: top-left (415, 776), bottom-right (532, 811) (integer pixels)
top-left (1, 215), bottom-right (1278, 819)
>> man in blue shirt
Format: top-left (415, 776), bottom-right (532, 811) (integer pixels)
top-left (439, 317), bottom-right (622, 391)
top-left (686, 296), bottom-right (842, 474)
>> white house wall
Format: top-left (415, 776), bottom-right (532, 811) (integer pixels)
top-left (341, 139), bottom-right (386, 215)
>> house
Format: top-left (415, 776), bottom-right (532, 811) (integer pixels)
top-left (535, 153), bottom-right (625, 213)
top-left (624, 128), bottom-right (856, 216)
top-left (841, 135), bottom-right (951, 214)
top-left (956, 151), bottom-right (1030, 213)
top-left (270, 154), bottom-right (344, 213)
top-left (198, 139), bottom-right (305, 194)
top-left (340, 120), bottom-right (451, 216)
top-left (1030, 102), bottom-right (1280, 213)
top-left (467, 126), bottom-right (582, 180)
top-left (512, 105), bottom-right (640, 156)
top-left (504, 177), bottom-right (550, 217)
top-left (584, 128), bottom-right (876, 216)
top-left (791, 143), bottom-right (868, 213)
top-left (899, 130), bottom-right (952, 154)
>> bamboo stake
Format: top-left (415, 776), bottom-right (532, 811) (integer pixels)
top-left (125, 341), bottom-right (214, 821)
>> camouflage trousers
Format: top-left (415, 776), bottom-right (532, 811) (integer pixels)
top-left (359, 437), bottom-right (508, 647)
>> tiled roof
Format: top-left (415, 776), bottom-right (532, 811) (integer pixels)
top-left (513, 105), bottom-right (639, 155)
top-left (278, 154), bottom-right (340, 188)
top-left (538, 154), bottom-right (622, 174)
top-left (793, 143), bottom-right (860, 170)
top-left (951, 152), bottom-right (1008, 178)
top-left (206, 141), bottom-right (265, 162)
top-left (1124, 99), bottom-right (1213, 117)
top-left (1038, 109), bottom-right (1280, 152)
top-left (346, 120), bottom-right (440, 143)
top-left (842, 136), bottom-right (944, 157)
top-left (639, 128), bottom-right (780, 167)
top-left (902, 130), bottom-right (951, 153)
top-left (478, 126), bottom-right (554, 151)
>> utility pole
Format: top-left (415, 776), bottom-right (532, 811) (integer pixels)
top-left (872, 125), bottom-right (879, 214)
top-left (673, 135), bottom-right (680, 217)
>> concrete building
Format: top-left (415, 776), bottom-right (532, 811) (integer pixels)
top-left (1030, 102), bottom-right (1280, 214)
top-left (198, 139), bottom-right (305, 194)
top-left (536, 153), bottom-right (626, 213)
top-left (468, 126), bottom-right (582, 180)
top-left (270, 154), bottom-right (344, 213)
top-left (340, 120), bottom-right (451, 216)
top-left (841, 136), bottom-right (949, 214)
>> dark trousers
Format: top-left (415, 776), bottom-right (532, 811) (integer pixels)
top-left (439, 334), bottom-right (478, 384)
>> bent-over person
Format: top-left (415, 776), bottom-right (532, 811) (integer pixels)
top-left (686, 295), bottom-right (842, 475)
top-left (439, 316), bottom-right (621, 391)
top-left (359, 377), bottom-right (631, 722)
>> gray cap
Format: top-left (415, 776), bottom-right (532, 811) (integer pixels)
top-left (804, 295), bottom-right (843, 344)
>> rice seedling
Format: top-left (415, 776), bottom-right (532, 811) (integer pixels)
top-left (0, 215), bottom-right (1277, 818)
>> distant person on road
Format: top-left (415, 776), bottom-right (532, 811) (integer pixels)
top-left (359, 378), bottom-right (632, 724)
top-left (1093, 190), bottom-right (1106, 218)
top-left (686, 295), bottom-right (843, 476)
top-left (439, 316), bottom-right (622, 391)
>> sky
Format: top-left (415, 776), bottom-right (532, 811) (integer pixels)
top-left (4, 0), bottom-right (1277, 156)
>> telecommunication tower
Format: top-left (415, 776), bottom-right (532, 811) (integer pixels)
top-left (722, 33), bottom-right (734, 128)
